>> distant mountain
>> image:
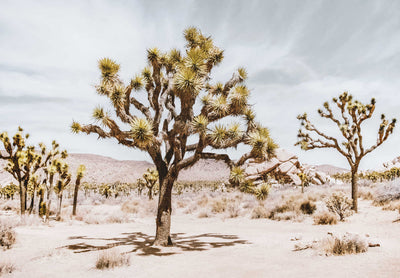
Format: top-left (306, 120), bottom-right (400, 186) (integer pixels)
top-left (0, 153), bottom-right (229, 185)
top-left (313, 164), bottom-right (349, 175)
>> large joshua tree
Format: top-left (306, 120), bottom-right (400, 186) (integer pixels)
top-left (72, 27), bottom-right (276, 246)
top-left (296, 92), bottom-right (396, 212)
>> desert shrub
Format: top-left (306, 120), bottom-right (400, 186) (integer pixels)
top-left (84, 210), bottom-right (129, 224)
top-left (300, 200), bottom-right (316, 215)
top-left (325, 192), bottom-right (353, 221)
top-left (196, 194), bottom-right (209, 207)
top-left (121, 201), bottom-right (139, 214)
top-left (0, 261), bottom-right (16, 275)
top-left (251, 205), bottom-right (269, 219)
top-left (313, 211), bottom-right (338, 225)
top-left (373, 181), bottom-right (400, 210)
top-left (106, 212), bottom-right (129, 224)
top-left (197, 210), bottom-right (210, 218)
top-left (211, 198), bottom-right (227, 213)
top-left (322, 233), bottom-right (368, 255)
top-left (226, 202), bottom-right (240, 218)
top-left (358, 187), bottom-right (375, 200)
top-left (0, 219), bottom-right (16, 249)
top-left (95, 249), bottom-right (130, 269)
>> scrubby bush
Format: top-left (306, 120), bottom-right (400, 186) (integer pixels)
top-left (0, 219), bottom-right (16, 249)
top-left (121, 201), bottom-right (139, 214)
top-left (0, 261), bottom-right (16, 275)
top-left (300, 200), bottom-right (316, 215)
top-left (211, 198), bottom-right (228, 213)
top-left (322, 233), bottom-right (368, 255)
top-left (313, 211), bottom-right (338, 225)
top-left (325, 192), bottom-right (353, 221)
top-left (95, 249), bottom-right (130, 269)
top-left (251, 205), bottom-right (269, 219)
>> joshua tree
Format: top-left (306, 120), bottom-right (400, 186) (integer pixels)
top-left (72, 27), bottom-right (276, 246)
top-left (0, 127), bottom-right (43, 214)
top-left (39, 141), bottom-right (68, 219)
top-left (54, 161), bottom-right (71, 219)
top-left (141, 168), bottom-right (158, 200)
top-left (296, 92), bottom-right (396, 212)
top-left (72, 164), bottom-right (86, 216)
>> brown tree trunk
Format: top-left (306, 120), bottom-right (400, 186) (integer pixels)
top-left (72, 180), bottom-right (81, 216)
top-left (57, 194), bottom-right (63, 219)
top-left (153, 175), bottom-right (174, 246)
top-left (351, 166), bottom-right (359, 213)
top-left (148, 186), bottom-right (153, 200)
top-left (19, 182), bottom-right (27, 215)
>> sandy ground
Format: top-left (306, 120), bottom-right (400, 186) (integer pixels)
top-left (1, 200), bottom-right (400, 278)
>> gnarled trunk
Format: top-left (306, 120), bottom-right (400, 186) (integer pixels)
top-left (351, 165), bottom-right (359, 213)
top-left (153, 174), bottom-right (175, 246)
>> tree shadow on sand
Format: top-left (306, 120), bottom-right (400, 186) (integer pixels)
top-left (63, 232), bottom-right (250, 256)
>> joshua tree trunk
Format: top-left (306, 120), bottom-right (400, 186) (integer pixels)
top-left (147, 186), bottom-right (153, 200)
top-left (19, 182), bottom-right (27, 215)
top-left (153, 173), bottom-right (175, 246)
top-left (72, 180), bottom-right (81, 216)
top-left (28, 193), bottom-right (35, 214)
top-left (28, 182), bottom-right (38, 214)
top-left (351, 165), bottom-right (359, 213)
top-left (57, 194), bottom-right (63, 218)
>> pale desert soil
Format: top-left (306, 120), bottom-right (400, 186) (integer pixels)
top-left (1, 200), bottom-right (400, 278)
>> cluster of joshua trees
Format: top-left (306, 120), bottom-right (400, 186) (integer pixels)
top-left (0, 27), bottom-right (396, 246)
top-left (0, 128), bottom-right (85, 218)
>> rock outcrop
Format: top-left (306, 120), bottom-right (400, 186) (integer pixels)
top-left (243, 149), bottom-right (329, 186)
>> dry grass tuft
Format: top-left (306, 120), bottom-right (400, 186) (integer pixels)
top-left (313, 211), bottom-right (338, 225)
top-left (0, 218), bottom-right (16, 249)
top-left (0, 261), bottom-right (16, 275)
top-left (121, 200), bottom-right (139, 214)
top-left (251, 204), bottom-right (269, 219)
top-left (321, 233), bottom-right (368, 255)
top-left (95, 249), bottom-right (130, 269)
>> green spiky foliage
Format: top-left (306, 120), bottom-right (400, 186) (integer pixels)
top-left (2, 183), bottom-right (18, 200)
top-left (254, 183), bottom-right (271, 201)
top-left (229, 166), bottom-right (245, 187)
top-left (72, 27), bottom-right (277, 246)
top-left (296, 92), bottom-right (396, 212)
top-left (141, 168), bottom-right (159, 200)
top-left (0, 127), bottom-right (43, 214)
top-left (72, 164), bottom-right (86, 216)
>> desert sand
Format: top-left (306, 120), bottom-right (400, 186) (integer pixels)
top-left (1, 197), bottom-right (400, 278)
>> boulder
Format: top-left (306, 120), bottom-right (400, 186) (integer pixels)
top-left (242, 148), bottom-right (329, 186)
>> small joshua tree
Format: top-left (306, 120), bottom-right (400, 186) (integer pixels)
top-left (141, 168), bottom-right (158, 200)
top-left (296, 92), bottom-right (396, 212)
top-left (0, 127), bottom-right (43, 214)
top-left (54, 161), bottom-right (71, 219)
top-left (72, 27), bottom-right (276, 245)
top-left (72, 164), bottom-right (86, 216)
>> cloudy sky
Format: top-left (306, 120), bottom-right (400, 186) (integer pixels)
top-left (1, 0), bottom-right (400, 170)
